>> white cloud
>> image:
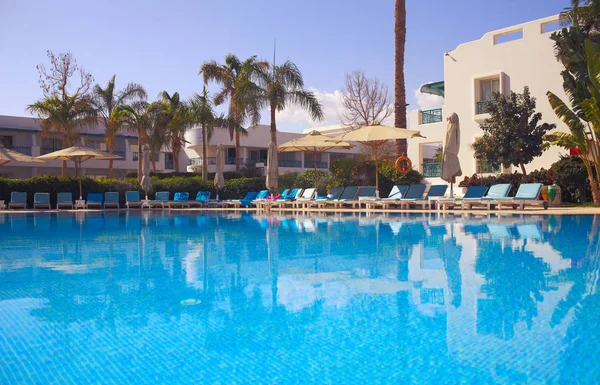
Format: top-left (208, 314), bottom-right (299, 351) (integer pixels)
top-left (273, 88), bottom-right (345, 133)
top-left (414, 86), bottom-right (444, 111)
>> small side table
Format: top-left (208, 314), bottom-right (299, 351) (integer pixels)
top-left (74, 200), bottom-right (86, 210)
top-left (141, 200), bottom-right (152, 209)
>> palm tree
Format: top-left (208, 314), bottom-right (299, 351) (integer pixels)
top-left (27, 94), bottom-right (97, 176)
top-left (159, 91), bottom-right (188, 173)
top-left (118, 101), bottom-right (160, 180)
top-left (394, 0), bottom-right (408, 158)
top-left (92, 75), bottom-right (147, 177)
top-left (200, 54), bottom-right (267, 173)
top-left (254, 60), bottom-right (323, 145)
top-left (188, 86), bottom-right (216, 179)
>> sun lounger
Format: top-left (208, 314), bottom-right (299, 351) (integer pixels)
top-left (8, 192), bottom-right (27, 210)
top-left (363, 185), bottom-right (409, 210)
top-left (516, 223), bottom-right (543, 239)
top-left (461, 184), bottom-right (511, 210)
top-left (288, 188), bottom-right (316, 208)
top-left (221, 191), bottom-right (259, 208)
top-left (188, 191), bottom-right (211, 207)
top-left (265, 188), bottom-right (307, 209)
top-left (495, 183), bottom-right (548, 210)
top-left (126, 191), bottom-right (142, 209)
top-left (104, 192), bottom-right (120, 209)
top-left (334, 186), bottom-right (377, 209)
top-left (302, 186), bottom-right (344, 209)
top-left (320, 186), bottom-right (360, 208)
top-left (399, 184), bottom-right (448, 210)
top-left (56, 192), bottom-right (74, 210)
top-left (149, 191), bottom-right (170, 208)
top-left (33, 193), bottom-right (51, 209)
top-left (167, 192), bottom-right (190, 208)
top-left (388, 184), bottom-right (427, 209)
top-left (438, 185), bottom-right (488, 211)
top-left (86, 192), bottom-right (104, 209)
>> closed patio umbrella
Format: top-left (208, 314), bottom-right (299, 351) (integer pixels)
top-left (266, 141), bottom-right (278, 194)
top-left (278, 130), bottom-right (353, 191)
top-left (214, 144), bottom-right (225, 200)
top-left (140, 146), bottom-right (152, 200)
top-left (327, 123), bottom-right (424, 196)
top-left (37, 146), bottom-right (122, 200)
top-left (0, 144), bottom-right (45, 166)
top-left (440, 113), bottom-right (462, 198)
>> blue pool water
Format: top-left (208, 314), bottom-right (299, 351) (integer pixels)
top-left (0, 212), bottom-right (599, 384)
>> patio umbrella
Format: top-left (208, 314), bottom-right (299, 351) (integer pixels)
top-left (140, 146), bottom-right (152, 200)
top-left (327, 123), bottom-right (425, 196)
top-left (278, 130), bottom-right (353, 191)
top-left (440, 113), bottom-right (462, 198)
top-left (37, 146), bottom-right (122, 200)
top-left (266, 141), bottom-right (278, 194)
top-left (0, 144), bottom-right (44, 166)
top-left (214, 144), bottom-right (225, 200)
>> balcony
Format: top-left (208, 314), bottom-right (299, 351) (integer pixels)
top-left (278, 159), bottom-right (302, 168)
top-left (304, 161), bottom-right (328, 169)
top-left (113, 150), bottom-right (126, 159)
top-left (476, 100), bottom-right (496, 115)
top-left (11, 146), bottom-right (32, 156)
top-left (225, 157), bottom-right (237, 165)
top-left (133, 152), bottom-right (160, 162)
top-left (421, 108), bottom-right (443, 124)
top-left (165, 160), bottom-right (174, 170)
top-left (423, 162), bottom-right (441, 178)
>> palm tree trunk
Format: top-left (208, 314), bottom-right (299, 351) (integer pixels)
top-left (107, 141), bottom-right (115, 178)
top-left (235, 130), bottom-right (240, 173)
top-left (270, 105), bottom-right (277, 144)
top-left (202, 125), bottom-right (208, 180)
top-left (173, 141), bottom-right (180, 173)
top-left (520, 163), bottom-right (527, 176)
top-left (62, 160), bottom-right (68, 177)
top-left (137, 138), bottom-right (142, 182)
top-left (394, 0), bottom-right (408, 158)
top-left (151, 151), bottom-right (157, 172)
top-left (588, 172), bottom-right (600, 205)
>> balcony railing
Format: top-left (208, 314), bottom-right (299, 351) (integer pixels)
top-left (132, 152), bottom-right (160, 162)
top-left (423, 162), bottom-right (441, 178)
top-left (11, 147), bottom-right (32, 156)
top-left (476, 100), bottom-right (496, 115)
top-left (188, 157), bottom-right (216, 166)
top-left (41, 147), bottom-right (61, 155)
top-left (225, 157), bottom-right (237, 165)
top-left (278, 159), bottom-right (302, 168)
top-left (421, 108), bottom-right (443, 124)
top-left (304, 161), bottom-right (328, 169)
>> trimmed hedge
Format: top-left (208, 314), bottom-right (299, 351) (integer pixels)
top-left (0, 175), bottom-right (267, 206)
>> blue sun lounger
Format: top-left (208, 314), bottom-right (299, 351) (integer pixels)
top-left (222, 191), bottom-right (259, 208)
top-left (33, 193), bottom-right (51, 210)
top-left (126, 191), bottom-right (142, 209)
top-left (336, 186), bottom-right (377, 209)
top-left (167, 192), bottom-right (190, 208)
top-left (149, 191), bottom-right (170, 208)
top-left (399, 184), bottom-right (448, 210)
top-left (363, 185), bottom-right (410, 209)
top-left (86, 192), bottom-right (104, 209)
top-left (495, 183), bottom-right (548, 210)
top-left (104, 192), bottom-right (120, 209)
top-left (304, 187), bottom-right (344, 209)
top-left (462, 184), bottom-right (512, 210)
top-left (438, 185), bottom-right (488, 211)
top-left (188, 191), bottom-right (211, 207)
top-left (8, 192), bottom-right (27, 210)
top-left (56, 192), bottom-right (74, 210)
top-left (323, 186), bottom-right (360, 208)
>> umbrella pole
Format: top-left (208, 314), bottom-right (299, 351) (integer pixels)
top-left (375, 145), bottom-right (379, 198)
top-left (313, 149), bottom-right (317, 191)
top-left (78, 159), bottom-right (83, 200)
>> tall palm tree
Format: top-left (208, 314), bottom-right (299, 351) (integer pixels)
top-left (394, 0), bottom-right (408, 158)
top-left (159, 91), bottom-right (188, 173)
top-left (92, 75), bottom-right (147, 177)
top-left (200, 54), bottom-right (267, 173)
top-left (118, 101), bottom-right (161, 180)
top-left (188, 86), bottom-right (216, 180)
top-left (27, 94), bottom-right (97, 176)
top-left (254, 60), bottom-right (324, 145)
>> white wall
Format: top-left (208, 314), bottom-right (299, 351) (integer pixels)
top-left (409, 15), bottom-right (569, 180)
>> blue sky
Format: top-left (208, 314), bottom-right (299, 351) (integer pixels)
top-left (0, 0), bottom-right (568, 132)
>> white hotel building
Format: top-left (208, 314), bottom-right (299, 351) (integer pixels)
top-left (406, 14), bottom-right (570, 183)
top-left (1, 14), bottom-right (570, 181)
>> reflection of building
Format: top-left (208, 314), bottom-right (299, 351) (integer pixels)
top-left (407, 15), bottom-right (569, 184)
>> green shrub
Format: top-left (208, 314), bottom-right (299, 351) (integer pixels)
top-left (550, 156), bottom-right (591, 203)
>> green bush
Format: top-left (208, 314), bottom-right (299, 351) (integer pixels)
top-left (550, 156), bottom-right (591, 203)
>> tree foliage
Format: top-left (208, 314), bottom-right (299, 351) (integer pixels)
top-left (472, 86), bottom-right (555, 175)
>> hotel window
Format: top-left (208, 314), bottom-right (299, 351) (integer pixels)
top-left (0, 136), bottom-right (13, 148)
top-left (480, 78), bottom-right (500, 102)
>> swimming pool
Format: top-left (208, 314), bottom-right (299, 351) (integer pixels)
top-left (0, 212), bottom-right (598, 384)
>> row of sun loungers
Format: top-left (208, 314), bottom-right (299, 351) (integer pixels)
top-left (1, 183), bottom-right (550, 211)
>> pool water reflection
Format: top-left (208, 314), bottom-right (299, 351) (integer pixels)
top-left (0, 212), bottom-right (598, 384)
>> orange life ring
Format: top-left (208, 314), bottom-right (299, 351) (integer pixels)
top-left (395, 155), bottom-right (412, 175)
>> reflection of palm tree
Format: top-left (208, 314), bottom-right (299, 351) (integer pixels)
top-left (476, 240), bottom-right (550, 339)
